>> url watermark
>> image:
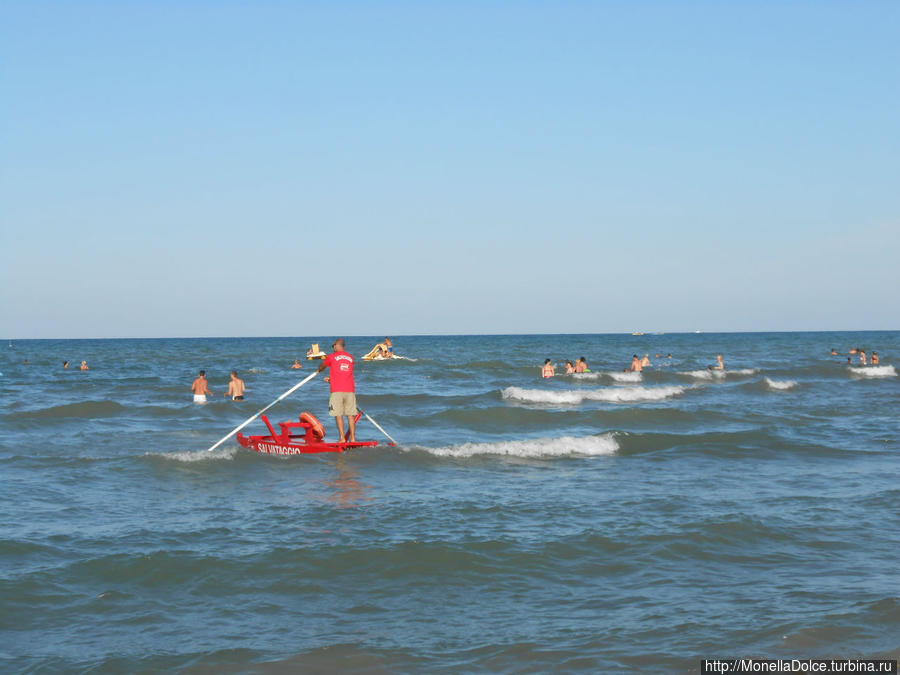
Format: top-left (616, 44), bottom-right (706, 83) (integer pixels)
top-left (701, 660), bottom-right (897, 674)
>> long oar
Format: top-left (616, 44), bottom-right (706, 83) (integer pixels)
top-left (361, 410), bottom-right (398, 446)
top-left (206, 371), bottom-right (318, 452)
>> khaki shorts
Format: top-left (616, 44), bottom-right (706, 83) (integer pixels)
top-left (329, 392), bottom-right (358, 417)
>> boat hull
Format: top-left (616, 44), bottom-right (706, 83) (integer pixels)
top-left (237, 433), bottom-right (378, 455)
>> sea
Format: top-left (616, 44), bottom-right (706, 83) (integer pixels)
top-left (1, 332), bottom-right (898, 673)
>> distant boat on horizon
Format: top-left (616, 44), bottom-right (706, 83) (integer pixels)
top-left (632, 331), bottom-right (644, 336)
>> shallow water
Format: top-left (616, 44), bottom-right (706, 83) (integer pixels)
top-left (1, 332), bottom-right (898, 672)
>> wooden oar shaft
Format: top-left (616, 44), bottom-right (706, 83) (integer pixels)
top-left (206, 371), bottom-right (318, 452)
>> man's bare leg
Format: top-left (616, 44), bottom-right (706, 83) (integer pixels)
top-left (336, 416), bottom-right (346, 442)
top-left (348, 415), bottom-right (357, 443)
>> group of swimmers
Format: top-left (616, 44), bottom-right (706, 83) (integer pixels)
top-left (190, 370), bottom-right (246, 403)
top-left (542, 353), bottom-right (679, 378)
top-left (832, 347), bottom-right (881, 366)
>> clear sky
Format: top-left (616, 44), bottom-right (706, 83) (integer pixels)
top-left (1, 1), bottom-right (898, 338)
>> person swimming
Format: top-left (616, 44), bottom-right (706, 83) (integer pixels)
top-left (63, 361), bottom-right (69, 369)
top-left (291, 359), bottom-right (303, 369)
top-left (80, 361), bottom-right (89, 371)
top-left (564, 360), bottom-right (575, 374)
top-left (714, 354), bottom-right (725, 370)
top-left (542, 359), bottom-right (555, 378)
top-left (830, 348), bottom-right (838, 355)
top-left (859, 350), bottom-right (867, 365)
top-left (575, 357), bottom-right (590, 373)
top-left (630, 355), bottom-right (642, 372)
top-left (871, 351), bottom-right (880, 365)
top-left (641, 354), bottom-right (652, 368)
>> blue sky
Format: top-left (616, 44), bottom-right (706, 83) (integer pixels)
top-left (1, 1), bottom-right (898, 338)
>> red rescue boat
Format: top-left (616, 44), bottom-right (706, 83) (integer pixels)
top-left (237, 412), bottom-right (379, 455)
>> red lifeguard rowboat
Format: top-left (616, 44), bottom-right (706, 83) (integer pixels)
top-left (237, 412), bottom-right (379, 456)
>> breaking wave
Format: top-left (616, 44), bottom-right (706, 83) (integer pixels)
top-left (765, 378), bottom-right (797, 391)
top-left (608, 371), bottom-right (643, 383)
top-left (849, 365), bottom-right (897, 378)
top-left (416, 434), bottom-right (619, 458)
top-left (682, 368), bottom-right (757, 380)
top-left (146, 448), bottom-right (239, 463)
top-left (501, 386), bottom-right (686, 405)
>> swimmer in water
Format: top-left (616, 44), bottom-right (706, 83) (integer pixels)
top-left (830, 348), bottom-right (838, 355)
top-left (191, 370), bottom-right (214, 403)
top-left (859, 350), bottom-right (867, 365)
top-left (226, 370), bottom-right (246, 400)
top-left (630, 355), bottom-right (642, 372)
top-left (641, 353), bottom-right (652, 368)
top-left (63, 361), bottom-right (69, 369)
top-left (575, 357), bottom-right (590, 373)
top-left (714, 354), bottom-right (725, 370)
top-left (542, 359), bottom-right (555, 378)
top-left (655, 354), bottom-right (661, 359)
top-left (291, 359), bottom-right (303, 369)
top-left (667, 354), bottom-right (672, 359)
top-left (871, 351), bottom-right (880, 365)
top-left (80, 361), bottom-right (89, 371)
top-left (849, 347), bottom-right (858, 354)
top-left (564, 360), bottom-right (575, 375)
top-left (846, 357), bottom-right (852, 365)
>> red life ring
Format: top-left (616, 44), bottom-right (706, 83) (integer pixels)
top-left (300, 412), bottom-right (325, 439)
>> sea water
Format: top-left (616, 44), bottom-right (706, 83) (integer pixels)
top-left (1, 332), bottom-right (898, 672)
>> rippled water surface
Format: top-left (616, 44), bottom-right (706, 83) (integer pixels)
top-left (1, 332), bottom-right (898, 672)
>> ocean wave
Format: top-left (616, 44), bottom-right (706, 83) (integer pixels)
top-left (147, 447), bottom-right (239, 462)
top-left (501, 385), bottom-right (686, 405)
top-left (765, 377), bottom-right (797, 391)
top-left (415, 433), bottom-right (619, 458)
top-left (848, 365), bottom-right (897, 378)
top-left (681, 368), bottom-right (757, 380)
top-left (608, 371), bottom-right (643, 383)
top-left (14, 400), bottom-right (130, 419)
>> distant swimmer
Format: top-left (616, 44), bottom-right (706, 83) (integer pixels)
top-left (655, 354), bottom-right (661, 359)
top-left (226, 371), bottom-right (246, 401)
top-left (575, 357), bottom-right (590, 373)
top-left (63, 361), bottom-right (69, 369)
top-left (846, 357), bottom-right (852, 365)
top-left (630, 355), bottom-right (642, 372)
top-left (714, 354), bottom-right (725, 370)
top-left (859, 350), bottom-right (867, 365)
top-left (667, 354), bottom-right (672, 359)
top-left (24, 359), bottom-right (29, 365)
top-left (80, 360), bottom-right (90, 371)
top-left (564, 360), bottom-right (575, 375)
top-left (830, 348), bottom-right (838, 355)
top-left (872, 351), bottom-right (880, 365)
top-left (641, 354), bottom-right (652, 368)
top-left (849, 347), bottom-right (858, 354)
top-left (542, 359), bottom-right (555, 378)
top-left (191, 370), bottom-right (214, 403)
top-left (317, 339), bottom-right (358, 442)
top-left (291, 359), bottom-right (303, 369)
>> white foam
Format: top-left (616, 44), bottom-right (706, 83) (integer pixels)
top-left (501, 385), bottom-right (686, 405)
top-left (151, 447), bottom-right (239, 462)
top-left (420, 434), bottom-right (619, 458)
top-left (682, 369), bottom-right (726, 380)
top-left (765, 377), bottom-right (797, 390)
top-left (608, 371), bottom-right (642, 383)
top-left (571, 372), bottom-right (602, 380)
top-left (849, 365), bottom-right (897, 378)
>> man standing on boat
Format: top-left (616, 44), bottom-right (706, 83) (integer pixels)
top-left (317, 339), bottom-right (358, 442)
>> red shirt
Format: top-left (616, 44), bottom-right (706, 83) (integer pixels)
top-left (324, 351), bottom-right (355, 392)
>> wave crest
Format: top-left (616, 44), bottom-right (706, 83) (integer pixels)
top-left (849, 365), bottom-right (897, 378)
top-left (501, 385), bottom-right (686, 405)
top-left (764, 377), bottom-right (797, 390)
top-left (418, 434), bottom-right (619, 458)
